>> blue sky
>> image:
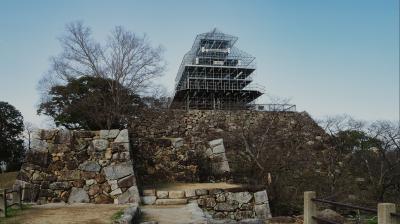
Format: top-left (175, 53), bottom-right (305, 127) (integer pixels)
top-left (0, 0), bottom-right (398, 127)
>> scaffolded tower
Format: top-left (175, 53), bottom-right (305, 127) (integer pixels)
top-left (170, 28), bottom-right (264, 110)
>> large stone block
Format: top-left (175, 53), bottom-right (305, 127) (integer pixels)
top-left (111, 142), bottom-right (130, 152)
top-left (55, 130), bottom-right (72, 144)
top-left (168, 190), bottom-right (185, 199)
top-left (114, 129), bottom-right (129, 143)
top-left (227, 192), bottom-right (253, 204)
top-left (92, 139), bottom-right (109, 151)
top-left (212, 144), bottom-right (225, 154)
top-left (143, 189), bottom-right (156, 196)
top-left (195, 189), bottom-right (208, 196)
top-left (209, 139), bottom-right (223, 147)
top-left (141, 196), bottom-right (156, 205)
top-left (185, 189), bottom-right (196, 198)
top-left (118, 175), bottom-right (136, 188)
top-left (68, 187), bottom-right (89, 203)
top-left (254, 204), bottom-right (271, 219)
top-left (254, 190), bottom-right (268, 205)
top-left (78, 161), bottom-right (101, 172)
top-left (212, 161), bottom-right (230, 174)
top-left (117, 186), bottom-right (140, 204)
top-left (103, 162), bottom-right (134, 180)
top-left (99, 129), bottom-right (120, 139)
top-left (110, 188), bottom-right (123, 196)
top-left (212, 153), bottom-right (228, 162)
top-left (215, 202), bottom-right (239, 212)
top-left (156, 191), bottom-right (168, 199)
top-left (155, 198), bottom-right (187, 205)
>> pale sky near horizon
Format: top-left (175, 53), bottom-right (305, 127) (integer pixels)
top-left (0, 0), bottom-right (399, 127)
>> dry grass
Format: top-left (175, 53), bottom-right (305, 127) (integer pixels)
top-left (0, 172), bottom-right (18, 189)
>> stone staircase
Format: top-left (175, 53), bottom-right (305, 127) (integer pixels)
top-left (139, 183), bottom-right (271, 223)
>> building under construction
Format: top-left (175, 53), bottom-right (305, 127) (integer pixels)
top-left (170, 29), bottom-right (264, 110)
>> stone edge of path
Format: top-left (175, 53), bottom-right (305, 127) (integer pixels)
top-left (113, 203), bottom-right (140, 224)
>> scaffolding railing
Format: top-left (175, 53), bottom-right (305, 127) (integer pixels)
top-left (251, 104), bottom-right (296, 112)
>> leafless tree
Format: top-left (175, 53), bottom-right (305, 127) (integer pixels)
top-left (39, 21), bottom-right (165, 128)
top-left (360, 120), bottom-right (400, 201)
top-left (23, 121), bottom-right (37, 151)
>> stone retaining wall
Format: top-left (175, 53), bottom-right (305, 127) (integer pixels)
top-left (16, 129), bottom-right (140, 204)
top-left (141, 187), bottom-right (271, 221)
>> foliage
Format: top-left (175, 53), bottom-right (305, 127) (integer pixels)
top-left (111, 209), bottom-right (124, 222)
top-left (38, 76), bottom-right (142, 130)
top-left (0, 101), bottom-right (24, 171)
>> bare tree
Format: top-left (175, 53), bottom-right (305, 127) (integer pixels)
top-left (39, 21), bottom-right (165, 129)
top-left (360, 121), bottom-right (400, 201)
top-left (23, 122), bottom-right (37, 151)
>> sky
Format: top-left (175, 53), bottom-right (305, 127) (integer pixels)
top-left (0, 0), bottom-right (399, 127)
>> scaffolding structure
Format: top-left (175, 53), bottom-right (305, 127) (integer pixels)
top-left (170, 28), bottom-right (264, 110)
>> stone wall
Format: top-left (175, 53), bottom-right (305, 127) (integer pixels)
top-left (141, 187), bottom-right (271, 221)
top-left (131, 109), bottom-right (329, 184)
top-left (16, 129), bottom-right (140, 204)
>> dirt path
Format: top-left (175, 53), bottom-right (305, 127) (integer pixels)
top-left (2, 203), bottom-right (128, 224)
top-left (140, 203), bottom-right (206, 224)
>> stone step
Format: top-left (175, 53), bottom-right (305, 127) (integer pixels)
top-left (155, 198), bottom-right (188, 205)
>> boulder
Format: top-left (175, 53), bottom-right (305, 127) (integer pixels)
top-left (317, 209), bottom-right (346, 224)
top-left (78, 161), bottom-right (101, 172)
top-left (103, 162), bottom-right (134, 180)
top-left (68, 187), bottom-right (89, 203)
